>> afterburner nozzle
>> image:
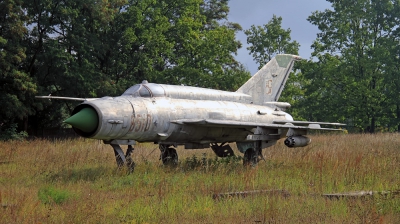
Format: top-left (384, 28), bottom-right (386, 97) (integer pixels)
top-left (64, 107), bottom-right (98, 133)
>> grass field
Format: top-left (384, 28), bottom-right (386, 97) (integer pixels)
top-left (1, 133), bottom-right (400, 223)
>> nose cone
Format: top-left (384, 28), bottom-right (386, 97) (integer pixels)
top-left (64, 107), bottom-right (98, 133)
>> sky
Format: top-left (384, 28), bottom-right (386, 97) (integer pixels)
top-left (228, 0), bottom-right (332, 75)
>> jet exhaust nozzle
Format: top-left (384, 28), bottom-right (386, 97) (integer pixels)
top-left (284, 136), bottom-right (311, 148)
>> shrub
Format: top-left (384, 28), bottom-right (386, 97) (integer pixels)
top-left (0, 123), bottom-right (28, 141)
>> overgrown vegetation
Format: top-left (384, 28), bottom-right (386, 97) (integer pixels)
top-left (0, 123), bottom-right (28, 141)
top-left (1, 134), bottom-right (399, 223)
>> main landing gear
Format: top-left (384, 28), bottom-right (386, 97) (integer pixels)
top-left (243, 148), bottom-right (262, 166)
top-left (108, 140), bottom-right (265, 172)
top-left (242, 141), bottom-right (264, 167)
top-left (211, 142), bottom-right (264, 166)
top-left (211, 143), bottom-right (235, 157)
top-left (159, 144), bottom-right (178, 167)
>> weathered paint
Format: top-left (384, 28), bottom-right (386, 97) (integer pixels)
top-left (236, 54), bottom-right (301, 103)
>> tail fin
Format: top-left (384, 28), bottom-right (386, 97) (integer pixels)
top-left (236, 54), bottom-right (301, 105)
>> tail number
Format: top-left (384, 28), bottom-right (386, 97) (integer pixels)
top-left (266, 79), bottom-right (272, 95)
top-left (129, 114), bottom-right (152, 132)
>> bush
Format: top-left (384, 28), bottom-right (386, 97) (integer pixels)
top-left (0, 123), bottom-right (28, 141)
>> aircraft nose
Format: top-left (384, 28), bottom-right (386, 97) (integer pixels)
top-left (64, 107), bottom-right (99, 133)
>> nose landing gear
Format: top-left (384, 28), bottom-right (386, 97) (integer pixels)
top-left (111, 143), bottom-right (136, 172)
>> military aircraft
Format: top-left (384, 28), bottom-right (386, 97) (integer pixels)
top-left (36, 54), bottom-right (345, 171)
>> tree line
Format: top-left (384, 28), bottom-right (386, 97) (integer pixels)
top-left (246, 0), bottom-right (400, 133)
top-left (1, 0), bottom-right (400, 140)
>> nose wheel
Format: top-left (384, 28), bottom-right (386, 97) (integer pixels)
top-left (111, 144), bottom-right (135, 172)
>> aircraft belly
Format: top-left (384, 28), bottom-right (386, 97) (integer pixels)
top-left (165, 126), bottom-right (249, 143)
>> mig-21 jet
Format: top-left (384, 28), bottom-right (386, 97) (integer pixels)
top-left (36, 54), bottom-right (345, 171)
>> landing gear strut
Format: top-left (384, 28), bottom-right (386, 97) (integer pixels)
top-left (243, 148), bottom-right (261, 166)
top-left (159, 144), bottom-right (178, 167)
top-left (110, 144), bottom-right (135, 172)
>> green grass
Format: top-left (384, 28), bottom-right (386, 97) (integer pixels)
top-left (38, 186), bottom-right (72, 205)
top-left (1, 134), bottom-right (400, 223)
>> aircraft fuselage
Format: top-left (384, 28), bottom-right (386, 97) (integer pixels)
top-left (72, 96), bottom-right (293, 146)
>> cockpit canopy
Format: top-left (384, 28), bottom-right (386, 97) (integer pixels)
top-left (122, 81), bottom-right (165, 98)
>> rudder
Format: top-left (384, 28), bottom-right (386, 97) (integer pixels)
top-left (236, 54), bottom-right (301, 105)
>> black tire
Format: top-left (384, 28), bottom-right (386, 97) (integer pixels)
top-left (161, 147), bottom-right (178, 167)
top-left (243, 148), bottom-right (258, 167)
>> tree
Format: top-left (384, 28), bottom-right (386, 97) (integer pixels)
top-left (244, 15), bottom-right (303, 118)
top-left (24, 0), bottom-right (127, 131)
top-left (119, 0), bottom-right (249, 90)
top-left (0, 0), bottom-right (37, 138)
top-left (244, 15), bottom-right (300, 69)
top-left (295, 54), bottom-right (349, 123)
top-left (21, 0), bottom-right (249, 132)
top-left (305, 0), bottom-right (400, 132)
top-left (278, 62), bottom-right (309, 120)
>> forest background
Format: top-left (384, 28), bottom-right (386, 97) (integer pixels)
top-left (2, 0), bottom-right (400, 140)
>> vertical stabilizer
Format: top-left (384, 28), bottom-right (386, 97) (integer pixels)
top-left (236, 54), bottom-right (301, 105)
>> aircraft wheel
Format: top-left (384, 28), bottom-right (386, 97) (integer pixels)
top-left (161, 147), bottom-right (178, 167)
top-left (243, 148), bottom-right (258, 167)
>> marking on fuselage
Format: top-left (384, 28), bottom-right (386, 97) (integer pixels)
top-left (145, 114), bottom-right (152, 131)
top-left (129, 113), bottom-right (152, 132)
top-left (134, 114), bottom-right (143, 132)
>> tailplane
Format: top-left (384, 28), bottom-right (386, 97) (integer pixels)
top-left (236, 54), bottom-right (301, 105)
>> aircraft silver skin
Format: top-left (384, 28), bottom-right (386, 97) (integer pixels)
top-left (36, 54), bottom-right (345, 170)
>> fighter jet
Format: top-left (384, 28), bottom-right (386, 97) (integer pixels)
top-left (36, 54), bottom-right (345, 170)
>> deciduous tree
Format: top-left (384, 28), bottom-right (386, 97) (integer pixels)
top-left (305, 0), bottom-right (399, 132)
top-left (244, 15), bottom-right (299, 69)
top-left (0, 0), bottom-right (36, 137)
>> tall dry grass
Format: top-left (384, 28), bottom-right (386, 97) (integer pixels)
top-left (1, 133), bottom-right (399, 223)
